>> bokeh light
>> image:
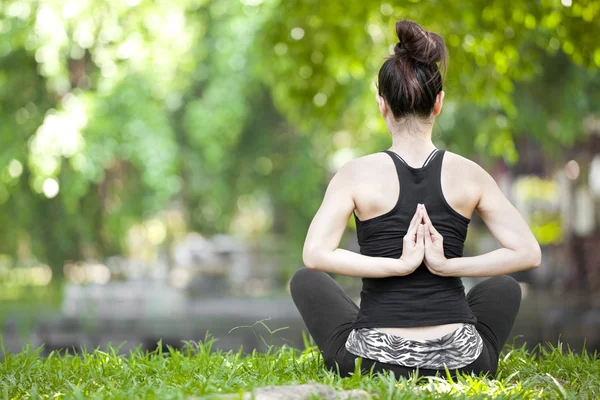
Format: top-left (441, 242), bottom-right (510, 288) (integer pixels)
top-left (42, 178), bottom-right (59, 198)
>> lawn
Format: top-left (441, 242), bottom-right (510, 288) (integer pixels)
top-left (1, 335), bottom-right (598, 399)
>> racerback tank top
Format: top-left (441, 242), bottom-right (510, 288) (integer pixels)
top-left (352, 149), bottom-right (477, 329)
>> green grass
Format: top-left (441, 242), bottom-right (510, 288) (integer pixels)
top-left (0, 335), bottom-right (598, 399)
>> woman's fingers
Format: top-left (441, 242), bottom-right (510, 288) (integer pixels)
top-left (421, 204), bottom-right (434, 226)
top-left (421, 204), bottom-right (432, 224)
top-left (424, 223), bottom-right (443, 247)
top-left (406, 207), bottom-right (422, 238)
top-left (421, 205), bottom-right (441, 237)
top-left (424, 224), bottom-right (433, 246)
top-left (408, 205), bottom-right (421, 232)
top-left (416, 224), bottom-right (424, 248)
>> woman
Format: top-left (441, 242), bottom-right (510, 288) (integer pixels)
top-left (289, 20), bottom-right (541, 379)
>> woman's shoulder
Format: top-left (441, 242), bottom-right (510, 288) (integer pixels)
top-left (338, 152), bottom-right (392, 176)
top-left (441, 151), bottom-right (497, 206)
top-left (333, 152), bottom-right (397, 191)
top-left (442, 151), bottom-right (489, 180)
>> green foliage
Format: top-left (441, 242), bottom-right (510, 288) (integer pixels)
top-left (0, 339), bottom-right (598, 399)
top-left (1, 0), bottom-right (599, 269)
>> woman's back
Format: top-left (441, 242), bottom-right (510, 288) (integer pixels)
top-left (350, 149), bottom-right (477, 330)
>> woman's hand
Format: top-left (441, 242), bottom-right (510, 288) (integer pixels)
top-left (421, 205), bottom-right (447, 275)
top-left (399, 204), bottom-right (425, 273)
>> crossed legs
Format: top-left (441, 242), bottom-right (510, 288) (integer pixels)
top-left (290, 267), bottom-right (522, 377)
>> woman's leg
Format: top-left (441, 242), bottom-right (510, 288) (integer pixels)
top-left (466, 275), bottom-right (522, 375)
top-left (289, 267), bottom-right (360, 372)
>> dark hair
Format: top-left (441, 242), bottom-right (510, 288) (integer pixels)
top-left (377, 20), bottom-right (447, 119)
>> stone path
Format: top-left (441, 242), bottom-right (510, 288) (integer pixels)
top-left (198, 384), bottom-right (372, 399)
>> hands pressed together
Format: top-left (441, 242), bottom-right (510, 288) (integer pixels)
top-left (399, 204), bottom-right (447, 276)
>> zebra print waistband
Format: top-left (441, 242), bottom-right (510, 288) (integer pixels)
top-left (345, 323), bottom-right (483, 370)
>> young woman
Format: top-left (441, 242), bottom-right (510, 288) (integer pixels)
top-left (290, 20), bottom-right (541, 379)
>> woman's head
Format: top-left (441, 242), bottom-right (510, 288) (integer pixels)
top-left (377, 20), bottom-right (447, 122)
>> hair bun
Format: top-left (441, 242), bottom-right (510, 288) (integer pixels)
top-left (394, 20), bottom-right (446, 65)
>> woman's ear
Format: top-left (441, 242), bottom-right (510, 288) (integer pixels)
top-left (376, 93), bottom-right (388, 118)
top-left (433, 91), bottom-right (445, 116)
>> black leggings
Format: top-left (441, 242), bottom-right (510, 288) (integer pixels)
top-left (290, 268), bottom-right (522, 379)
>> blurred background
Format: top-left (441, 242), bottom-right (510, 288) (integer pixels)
top-left (1, 0), bottom-right (599, 356)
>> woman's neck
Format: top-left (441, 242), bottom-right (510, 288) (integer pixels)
top-left (387, 117), bottom-right (437, 166)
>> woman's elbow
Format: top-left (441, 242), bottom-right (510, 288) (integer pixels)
top-left (526, 242), bottom-right (542, 269)
top-left (302, 245), bottom-right (321, 270)
top-left (303, 255), bottom-right (318, 270)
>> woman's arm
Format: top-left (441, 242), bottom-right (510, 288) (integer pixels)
top-left (424, 166), bottom-right (542, 277)
top-left (302, 161), bottom-right (423, 278)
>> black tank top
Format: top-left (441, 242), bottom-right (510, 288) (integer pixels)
top-left (352, 149), bottom-right (477, 329)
